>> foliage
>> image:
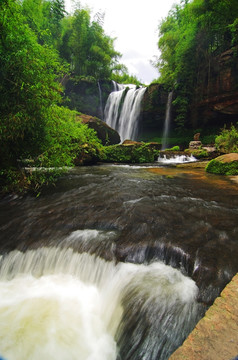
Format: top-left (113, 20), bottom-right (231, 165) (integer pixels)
top-left (0, 105), bottom-right (104, 195)
top-left (156, 0), bottom-right (238, 128)
top-left (0, 167), bottom-right (65, 196)
top-left (60, 8), bottom-right (121, 79)
top-left (215, 124), bottom-right (238, 153)
top-left (103, 144), bottom-right (159, 163)
top-left (141, 128), bottom-right (217, 148)
top-left (21, 0), bottom-right (65, 48)
top-left (185, 148), bottom-right (209, 158)
top-left (206, 159), bottom-right (238, 175)
top-left (0, 0), bottom-right (64, 167)
top-left (111, 64), bottom-right (142, 86)
top-left (35, 105), bottom-right (104, 167)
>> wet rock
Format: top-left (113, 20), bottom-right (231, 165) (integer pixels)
top-left (189, 141), bottom-right (202, 150)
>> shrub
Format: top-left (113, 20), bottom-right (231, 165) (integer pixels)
top-left (36, 105), bottom-right (104, 167)
top-left (205, 159), bottom-right (238, 175)
top-left (215, 124), bottom-right (238, 153)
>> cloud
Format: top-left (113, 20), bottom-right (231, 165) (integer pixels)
top-left (65, 0), bottom-right (178, 84)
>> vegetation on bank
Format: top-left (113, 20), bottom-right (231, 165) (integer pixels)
top-left (205, 124), bottom-right (238, 175)
top-left (1, 0), bottom-right (238, 196)
top-left (206, 157), bottom-right (238, 175)
top-left (0, 0), bottom-right (140, 196)
top-left (155, 0), bottom-right (238, 128)
top-left (103, 143), bottom-right (159, 164)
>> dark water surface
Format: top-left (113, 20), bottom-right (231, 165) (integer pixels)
top-left (0, 164), bottom-right (238, 301)
top-left (0, 164), bottom-right (237, 359)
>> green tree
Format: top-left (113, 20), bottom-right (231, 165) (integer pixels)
top-left (60, 7), bottom-right (121, 79)
top-left (156, 0), bottom-right (238, 128)
top-left (0, 0), bottom-right (64, 167)
top-left (21, 0), bottom-right (65, 48)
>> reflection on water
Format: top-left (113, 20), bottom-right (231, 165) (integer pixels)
top-left (0, 164), bottom-right (237, 359)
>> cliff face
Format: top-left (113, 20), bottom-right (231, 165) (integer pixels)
top-left (140, 48), bottom-right (238, 135)
top-left (191, 47), bottom-right (238, 127)
top-left (140, 83), bottom-right (168, 135)
top-left (63, 78), bottom-right (113, 119)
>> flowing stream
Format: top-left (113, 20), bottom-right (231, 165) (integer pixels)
top-left (104, 83), bottom-right (146, 142)
top-left (161, 92), bottom-right (173, 150)
top-left (0, 164), bottom-right (238, 360)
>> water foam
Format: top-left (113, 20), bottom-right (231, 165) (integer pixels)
top-left (0, 246), bottom-right (201, 360)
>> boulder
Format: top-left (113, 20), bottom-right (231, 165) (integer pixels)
top-left (194, 133), bottom-right (200, 141)
top-left (189, 140), bottom-right (202, 149)
top-left (214, 153), bottom-right (238, 163)
top-left (80, 114), bottom-right (120, 145)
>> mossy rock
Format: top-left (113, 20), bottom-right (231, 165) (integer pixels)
top-left (80, 114), bottom-right (120, 145)
top-left (206, 153), bottom-right (238, 175)
top-left (103, 143), bottom-right (159, 163)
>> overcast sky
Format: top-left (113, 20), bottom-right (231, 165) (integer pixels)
top-left (65, 0), bottom-right (179, 84)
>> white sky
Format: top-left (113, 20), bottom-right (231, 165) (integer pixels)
top-left (65, 0), bottom-right (179, 84)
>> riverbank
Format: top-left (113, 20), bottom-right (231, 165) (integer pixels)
top-left (169, 272), bottom-right (238, 360)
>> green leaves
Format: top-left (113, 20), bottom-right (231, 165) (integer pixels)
top-left (0, 0), bottom-right (64, 166)
top-left (156, 0), bottom-right (238, 128)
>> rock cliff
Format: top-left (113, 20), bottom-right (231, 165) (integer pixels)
top-left (191, 47), bottom-right (238, 128)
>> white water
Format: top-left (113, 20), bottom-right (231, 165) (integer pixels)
top-left (0, 236), bottom-right (200, 360)
top-left (161, 92), bottom-right (173, 150)
top-left (104, 82), bottom-right (146, 142)
top-left (97, 81), bottom-right (104, 120)
top-left (157, 154), bottom-right (197, 164)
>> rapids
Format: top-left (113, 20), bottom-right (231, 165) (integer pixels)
top-left (0, 164), bottom-right (238, 359)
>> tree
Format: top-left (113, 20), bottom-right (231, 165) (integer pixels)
top-left (21, 0), bottom-right (66, 48)
top-left (0, 0), bottom-right (64, 166)
top-left (156, 0), bottom-right (238, 128)
top-left (59, 7), bottom-right (121, 79)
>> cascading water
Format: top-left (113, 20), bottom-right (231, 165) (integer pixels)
top-left (1, 164), bottom-right (238, 360)
top-left (0, 242), bottom-right (202, 360)
top-left (97, 81), bottom-right (104, 120)
top-left (104, 82), bottom-right (146, 142)
top-left (157, 154), bottom-right (197, 164)
top-left (161, 92), bottom-right (173, 150)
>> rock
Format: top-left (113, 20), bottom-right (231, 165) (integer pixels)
top-left (122, 140), bottom-right (161, 151)
top-left (189, 140), bottom-right (202, 149)
top-left (104, 142), bottom-right (160, 163)
top-left (214, 153), bottom-right (238, 163)
top-left (194, 133), bottom-right (200, 141)
top-left (191, 47), bottom-right (238, 128)
top-left (122, 140), bottom-right (142, 146)
top-left (80, 114), bottom-right (121, 145)
top-left (169, 273), bottom-right (238, 360)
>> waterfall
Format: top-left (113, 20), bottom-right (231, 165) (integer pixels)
top-left (97, 81), bottom-right (104, 120)
top-left (104, 82), bottom-right (146, 143)
top-left (0, 237), bottom-right (202, 360)
top-left (161, 92), bottom-right (173, 150)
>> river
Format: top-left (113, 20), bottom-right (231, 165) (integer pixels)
top-left (0, 163), bottom-right (237, 360)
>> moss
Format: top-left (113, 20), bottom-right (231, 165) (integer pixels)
top-left (165, 146), bottom-right (180, 151)
top-left (205, 159), bottom-right (238, 175)
top-left (103, 143), bottom-right (159, 163)
top-left (185, 148), bottom-right (209, 158)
